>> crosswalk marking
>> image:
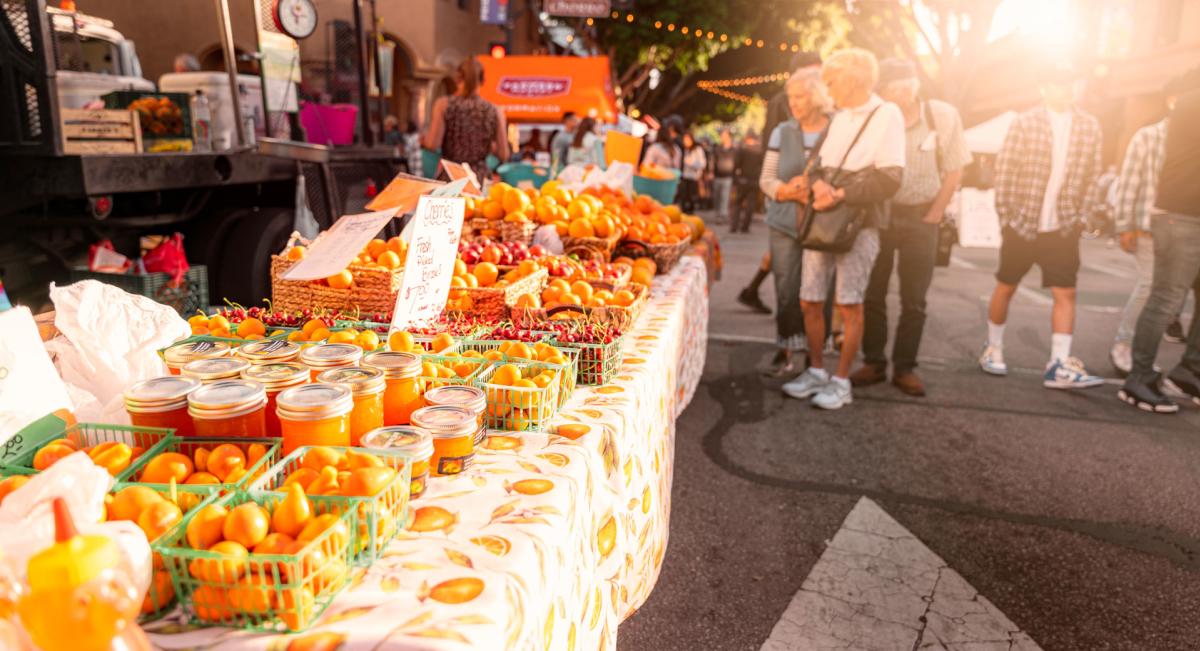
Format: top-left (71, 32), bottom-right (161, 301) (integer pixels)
top-left (761, 497), bottom-right (1042, 651)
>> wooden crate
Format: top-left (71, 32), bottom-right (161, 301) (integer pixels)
top-left (60, 108), bottom-right (141, 155)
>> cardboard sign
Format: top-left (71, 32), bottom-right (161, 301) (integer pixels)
top-left (956, 188), bottom-right (1002, 249)
top-left (280, 208), bottom-right (399, 281)
top-left (604, 130), bottom-right (643, 167)
top-left (440, 160), bottom-right (484, 196)
top-left (366, 174), bottom-right (445, 214)
top-left (390, 196), bottom-right (466, 330)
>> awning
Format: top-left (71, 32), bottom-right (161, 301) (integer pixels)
top-left (476, 55), bottom-right (618, 124)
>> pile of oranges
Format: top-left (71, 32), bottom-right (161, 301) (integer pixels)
top-left (286, 318), bottom-right (381, 350)
top-left (525, 278), bottom-right (638, 310)
top-left (388, 330), bottom-right (455, 354)
top-left (613, 256), bottom-right (658, 287)
top-left (446, 258), bottom-right (541, 312)
top-left (136, 442), bottom-right (270, 486)
top-left (482, 362), bottom-right (560, 430)
top-left (107, 484), bottom-right (205, 613)
top-left (31, 437), bottom-right (148, 477)
top-left (284, 236), bottom-right (407, 291)
top-left (189, 312), bottom-right (267, 340)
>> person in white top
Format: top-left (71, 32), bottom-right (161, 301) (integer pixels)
top-left (565, 117), bottom-right (600, 167)
top-left (781, 48), bottom-right (906, 410)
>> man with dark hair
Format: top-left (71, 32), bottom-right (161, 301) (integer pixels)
top-left (551, 111), bottom-right (579, 169)
top-left (1119, 69), bottom-right (1200, 413)
top-left (762, 52), bottom-right (823, 151)
top-left (978, 63), bottom-right (1104, 389)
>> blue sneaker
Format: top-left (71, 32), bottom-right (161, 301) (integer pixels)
top-left (979, 344), bottom-right (1007, 376)
top-left (1044, 357), bottom-right (1105, 389)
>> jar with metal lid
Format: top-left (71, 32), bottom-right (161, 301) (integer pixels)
top-left (299, 343), bottom-right (363, 381)
top-left (423, 385), bottom-right (486, 446)
top-left (361, 426), bottom-right (434, 498)
top-left (362, 351), bottom-right (424, 426)
top-left (235, 339), bottom-right (302, 365)
top-left (182, 357), bottom-right (251, 384)
top-left (241, 362), bottom-right (309, 437)
top-left (187, 380), bottom-right (267, 438)
top-left (410, 405), bottom-right (475, 476)
top-left (316, 367), bottom-right (385, 446)
top-left (275, 383), bottom-right (353, 455)
top-left (163, 340), bottom-right (231, 375)
top-left (124, 376), bottom-right (201, 436)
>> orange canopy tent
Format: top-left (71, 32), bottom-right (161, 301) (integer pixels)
top-left (475, 55), bottom-right (618, 124)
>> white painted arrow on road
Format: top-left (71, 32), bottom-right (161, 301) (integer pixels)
top-left (762, 497), bottom-right (1042, 651)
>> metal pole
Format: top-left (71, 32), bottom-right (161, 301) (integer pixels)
top-left (351, 0), bottom-right (374, 147)
top-left (215, 0), bottom-right (247, 147)
top-left (370, 0), bottom-right (387, 141)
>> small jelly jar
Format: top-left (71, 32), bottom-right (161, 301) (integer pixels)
top-left (187, 380), bottom-right (268, 438)
top-left (361, 425), bottom-right (434, 498)
top-left (182, 357), bottom-right (250, 384)
top-left (241, 362), bottom-right (309, 437)
top-left (275, 383), bottom-right (354, 455)
top-left (362, 351), bottom-right (424, 426)
top-left (124, 376), bottom-right (201, 436)
top-left (235, 339), bottom-right (302, 365)
top-left (423, 385), bottom-right (486, 447)
top-left (411, 405), bottom-right (476, 476)
top-left (315, 366), bottom-right (385, 446)
top-left (163, 340), bottom-right (231, 375)
top-left (299, 343), bottom-right (363, 381)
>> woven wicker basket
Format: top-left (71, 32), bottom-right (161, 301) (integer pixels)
top-left (500, 220), bottom-right (537, 246)
top-left (587, 263), bottom-right (632, 292)
top-left (561, 232), bottom-right (620, 261)
top-left (512, 282), bottom-right (647, 330)
top-left (271, 255), bottom-right (403, 315)
top-left (613, 238), bottom-right (691, 274)
top-left (456, 266), bottom-right (548, 321)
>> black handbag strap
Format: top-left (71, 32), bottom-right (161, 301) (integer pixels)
top-left (825, 105), bottom-right (882, 186)
top-left (800, 120), bottom-right (832, 177)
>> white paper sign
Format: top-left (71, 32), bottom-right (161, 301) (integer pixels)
top-left (389, 196), bottom-right (466, 330)
top-left (280, 208), bottom-right (399, 281)
top-left (956, 188), bottom-right (1002, 249)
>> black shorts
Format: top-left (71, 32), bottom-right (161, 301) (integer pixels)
top-left (996, 228), bottom-right (1080, 288)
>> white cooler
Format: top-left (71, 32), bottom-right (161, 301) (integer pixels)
top-left (158, 72), bottom-right (265, 150)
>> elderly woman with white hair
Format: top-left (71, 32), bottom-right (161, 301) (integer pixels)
top-left (758, 67), bottom-right (833, 376)
top-left (781, 48), bottom-right (906, 409)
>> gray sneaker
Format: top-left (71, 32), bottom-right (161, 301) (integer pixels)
top-left (812, 376), bottom-right (853, 410)
top-left (782, 367), bottom-right (829, 400)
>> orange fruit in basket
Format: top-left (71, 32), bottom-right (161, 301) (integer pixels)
top-left (480, 199), bottom-right (505, 220)
top-left (450, 275), bottom-right (467, 288)
top-left (515, 293), bottom-right (541, 309)
top-left (341, 466), bottom-right (396, 497)
top-left (0, 476), bottom-right (30, 505)
top-left (570, 281), bottom-right (594, 303)
top-left (208, 315), bottom-right (231, 332)
top-left (594, 289), bottom-right (614, 303)
top-left (327, 270), bottom-right (353, 290)
top-left (506, 342), bottom-right (533, 360)
top-left (137, 501), bottom-right (182, 542)
top-left (357, 330), bottom-right (381, 351)
top-left (309, 327), bottom-right (332, 342)
top-left (141, 452), bottom-right (194, 484)
top-left (430, 333), bottom-right (455, 353)
top-left (205, 443), bottom-right (245, 480)
top-left (593, 215), bottom-right (615, 238)
top-left (191, 585), bottom-right (233, 622)
top-left (377, 250), bottom-right (402, 269)
top-left (286, 245), bottom-right (307, 261)
top-left (223, 502), bottom-right (270, 548)
top-left (254, 532), bottom-right (295, 555)
top-left (386, 236), bottom-right (406, 255)
top-left (32, 441), bottom-right (76, 471)
top-left (557, 292), bottom-right (582, 306)
top-left (109, 485), bottom-right (162, 522)
top-left (388, 330), bottom-right (415, 352)
top-left (227, 572), bottom-right (275, 614)
top-left (185, 471), bottom-right (220, 485)
top-left (541, 285), bottom-right (562, 304)
top-left (283, 467), bottom-right (319, 490)
top-left (473, 262), bottom-right (499, 287)
top-left (302, 446), bottom-right (346, 471)
top-left (568, 218), bottom-right (594, 238)
top-left (142, 569), bottom-right (175, 614)
top-left (302, 318), bottom-right (325, 337)
top-left (453, 259), bottom-right (468, 276)
top-left (187, 503), bottom-right (229, 549)
top-left (190, 540), bottom-right (248, 585)
top-left (612, 289), bottom-right (636, 307)
top-left (631, 267), bottom-right (654, 287)
top-left (297, 513), bottom-right (350, 550)
top-left (491, 363), bottom-right (521, 386)
top-left (281, 586), bottom-right (316, 630)
top-left (367, 238), bottom-right (388, 260)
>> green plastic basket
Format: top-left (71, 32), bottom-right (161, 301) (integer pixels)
top-left (123, 437), bottom-right (281, 491)
top-left (457, 339), bottom-right (577, 405)
top-left (156, 489), bottom-right (354, 633)
top-left (247, 446), bottom-right (411, 565)
top-left (7, 423), bottom-right (174, 480)
top-left (560, 336), bottom-right (623, 386)
top-left (108, 481), bottom-right (223, 621)
top-left (418, 352), bottom-right (493, 392)
top-left (472, 361), bottom-right (564, 431)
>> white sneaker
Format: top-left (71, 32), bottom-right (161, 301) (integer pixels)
top-left (979, 344), bottom-right (1007, 376)
top-left (812, 376), bottom-right (853, 410)
top-left (782, 367), bottom-right (829, 400)
top-left (1109, 343), bottom-right (1132, 376)
top-left (1043, 357), bottom-right (1105, 389)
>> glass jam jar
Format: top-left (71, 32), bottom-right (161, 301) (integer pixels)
top-left (299, 343), bottom-right (363, 381)
top-left (275, 384), bottom-right (354, 455)
top-left (423, 385), bottom-right (486, 447)
top-left (182, 357), bottom-right (251, 384)
top-left (361, 426), bottom-right (433, 499)
top-left (124, 376), bottom-right (201, 436)
top-left (362, 351), bottom-right (424, 426)
top-left (411, 406), bottom-right (476, 476)
top-left (236, 340), bottom-right (302, 365)
top-left (187, 380), bottom-right (268, 438)
top-left (315, 367), bottom-right (385, 446)
top-left (163, 340), bottom-right (231, 375)
top-left (241, 362), bottom-right (309, 437)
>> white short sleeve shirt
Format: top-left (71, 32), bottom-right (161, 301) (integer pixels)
top-left (816, 94), bottom-right (906, 174)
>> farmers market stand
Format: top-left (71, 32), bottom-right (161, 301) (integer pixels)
top-left (145, 256), bottom-right (709, 650)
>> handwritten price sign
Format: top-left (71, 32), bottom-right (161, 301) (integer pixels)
top-left (389, 196), bottom-right (465, 331)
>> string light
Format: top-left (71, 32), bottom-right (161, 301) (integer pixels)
top-left (586, 17), bottom-right (594, 26)
top-left (697, 72), bottom-right (789, 89)
top-left (706, 31), bottom-right (714, 39)
top-left (611, 10), bottom-right (618, 18)
top-left (654, 20), bottom-right (662, 28)
top-left (696, 86), bottom-right (767, 106)
top-left (626, 13), bottom-right (634, 22)
top-left (756, 39), bottom-right (764, 48)
top-left (681, 26), bottom-right (689, 34)
top-left (720, 34), bottom-right (728, 42)
top-left (598, 10), bottom-right (803, 53)
top-left (667, 23), bottom-right (675, 31)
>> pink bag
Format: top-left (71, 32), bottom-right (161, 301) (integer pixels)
top-left (142, 233), bottom-right (190, 285)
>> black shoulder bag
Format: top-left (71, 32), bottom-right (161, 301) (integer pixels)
top-left (797, 106), bottom-right (881, 253)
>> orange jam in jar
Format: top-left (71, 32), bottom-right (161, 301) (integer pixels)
top-left (411, 405), bottom-right (475, 476)
top-left (362, 351), bottom-right (424, 426)
top-left (299, 343), bottom-right (363, 381)
top-left (124, 376), bottom-right (201, 436)
top-left (275, 383), bottom-right (353, 455)
top-left (187, 380), bottom-right (268, 438)
top-left (361, 425), bottom-right (434, 498)
top-left (182, 357), bottom-right (251, 384)
top-left (236, 339), bottom-right (302, 365)
top-left (163, 340), bottom-right (231, 375)
top-left (423, 385), bottom-right (486, 446)
top-left (315, 367), bottom-right (385, 446)
top-left (241, 362), bottom-right (309, 437)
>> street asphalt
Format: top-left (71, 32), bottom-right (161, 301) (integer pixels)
top-left (618, 213), bottom-right (1200, 651)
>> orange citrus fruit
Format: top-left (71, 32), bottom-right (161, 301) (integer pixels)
top-left (223, 502), bottom-right (270, 548)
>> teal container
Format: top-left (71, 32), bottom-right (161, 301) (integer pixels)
top-left (420, 148), bottom-right (441, 178)
top-left (632, 169), bottom-right (681, 206)
top-left (497, 162), bottom-right (551, 189)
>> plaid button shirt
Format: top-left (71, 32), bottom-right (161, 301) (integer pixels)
top-left (995, 106), bottom-right (1102, 240)
top-left (1112, 119), bottom-right (1168, 234)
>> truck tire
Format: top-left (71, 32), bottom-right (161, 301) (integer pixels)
top-left (195, 206), bottom-right (293, 307)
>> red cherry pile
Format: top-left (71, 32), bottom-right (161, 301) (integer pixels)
top-left (458, 237), bottom-right (545, 266)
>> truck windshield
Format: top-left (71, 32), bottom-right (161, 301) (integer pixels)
top-left (55, 31), bottom-right (121, 75)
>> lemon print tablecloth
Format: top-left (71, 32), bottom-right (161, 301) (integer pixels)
top-left (148, 255), bottom-right (710, 651)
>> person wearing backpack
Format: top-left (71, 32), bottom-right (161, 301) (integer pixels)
top-left (850, 58), bottom-right (972, 396)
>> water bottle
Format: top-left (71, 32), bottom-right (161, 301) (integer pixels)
top-left (190, 90), bottom-right (212, 152)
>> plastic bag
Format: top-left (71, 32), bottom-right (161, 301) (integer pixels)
top-left (0, 307), bottom-right (73, 441)
top-left (556, 161), bottom-right (635, 196)
top-left (88, 240), bottom-right (130, 273)
top-left (142, 233), bottom-right (189, 284)
top-left (0, 452), bottom-right (151, 596)
top-left (532, 224), bottom-right (563, 255)
top-left (44, 280), bottom-right (189, 424)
